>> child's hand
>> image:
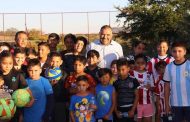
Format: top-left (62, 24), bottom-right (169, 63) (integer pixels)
top-left (145, 83), bottom-right (151, 90)
top-left (25, 96), bottom-right (34, 107)
top-left (51, 79), bottom-right (58, 86)
top-left (103, 114), bottom-right (110, 120)
top-left (115, 110), bottom-right (122, 118)
top-left (128, 109), bottom-right (135, 118)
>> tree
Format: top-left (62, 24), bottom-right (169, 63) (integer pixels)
top-left (116, 0), bottom-right (190, 42)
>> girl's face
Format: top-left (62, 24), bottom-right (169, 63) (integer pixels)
top-left (77, 80), bottom-right (89, 92)
top-left (111, 64), bottom-right (117, 75)
top-left (135, 58), bottom-right (146, 71)
top-left (74, 40), bottom-right (84, 53)
top-left (100, 73), bottom-right (111, 86)
top-left (134, 43), bottom-right (145, 55)
top-left (14, 53), bottom-right (26, 66)
top-left (16, 33), bottom-right (28, 48)
top-left (38, 45), bottom-right (50, 58)
top-left (0, 57), bottom-right (13, 74)
top-left (157, 42), bottom-right (168, 56)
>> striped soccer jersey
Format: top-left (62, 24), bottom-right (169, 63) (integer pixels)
top-left (130, 70), bottom-right (154, 104)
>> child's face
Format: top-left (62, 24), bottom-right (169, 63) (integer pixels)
top-left (134, 43), bottom-right (145, 55)
top-left (172, 47), bottom-right (186, 62)
top-left (74, 61), bottom-right (86, 74)
top-left (47, 38), bottom-right (59, 49)
top-left (14, 53), bottom-right (26, 66)
top-left (50, 56), bottom-right (63, 68)
top-left (0, 57), bottom-right (13, 74)
top-left (111, 64), bottom-right (117, 75)
top-left (87, 56), bottom-right (99, 66)
top-left (100, 73), bottom-right (111, 86)
top-left (38, 45), bottom-right (50, 58)
top-left (135, 58), bottom-right (146, 71)
top-left (74, 40), bottom-right (84, 53)
top-left (27, 65), bottom-right (42, 80)
top-left (16, 33), bottom-right (28, 48)
top-left (156, 66), bottom-right (166, 75)
top-left (157, 42), bottom-right (168, 56)
top-left (64, 38), bottom-right (75, 51)
top-left (77, 80), bottom-right (89, 92)
top-left (117, 65), bottom-right (130, 77)
top-left (129, 64), bottom-right (135, 71)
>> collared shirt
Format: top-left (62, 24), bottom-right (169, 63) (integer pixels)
top-left (86, 40), bottom-right (123, 68)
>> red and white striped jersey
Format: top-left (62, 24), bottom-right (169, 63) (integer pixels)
top-left (147, 55), bottom-right (174, 80)
top-left (130, 70), bottom-right (154, 104)
top-left (154, 75), bottom-right (166, 116)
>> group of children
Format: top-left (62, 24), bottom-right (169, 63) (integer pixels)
top-left (0, 29), bottom-right (189, 122)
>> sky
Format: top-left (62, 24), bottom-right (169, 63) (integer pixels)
top-left (0, 0), bottom-right (128, 34)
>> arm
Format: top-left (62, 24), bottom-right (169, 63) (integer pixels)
top-left (103, 89), bottom-right (116, 120)
top-left (70, 111), bottom-right (75, 122)
top-left (128, 88), bottom-right (139, 118)
top-left (164, 82), bottom-right (170, 114)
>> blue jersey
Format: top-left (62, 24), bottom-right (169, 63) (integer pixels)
top-left (163, 60), bottom-right (190, 107)
top-left (69, 93), bottom-right (96, 122)
top-left (24, 77), bottom-right (53, 122)
top-left (95, 84), bottom-right (114, 120)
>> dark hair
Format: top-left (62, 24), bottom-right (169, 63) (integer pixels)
top-left (0, 42), bottom-right (11, 51)
top-left (76, 36), bottom-right (88, 47)
top-left (15, 31), bottom-right (27, 41)
top-left (87, 50), bottom-right (100, 58)
top-left (38, 42), bottom-right (50, 49)
top-left (100, 25), bottom-right (112, 31)
top-left (13, 48), bottom-right (26, 56)
top-left (154, 61), bottom-right (167, 71)
top-left (74, 55), bottom-right (87, 65)
top-left (134, 54), bottom-right (147, 63)
top-left (98, 68), bottom-right (112, 78)
top-left (171, 41), bottom-right (187, 50)
top-left (76, 75), bottom-right (89, 83)
top-left (27, 59), bottom-right (41, 69)
top-left (48, 33), bottom-right (60, 41)
top-left (132, 39), bottom-right (146, 48)
top-left (110, 59), bottom-right (117, 67)
top-left (26, 48), bottom-right (37, 57)
top-left (117, 58), bottom-right (129, 68)
top-left (157, 39), bottom-right (169, 46)
top-left (0, 50), bottom-right (12, 62)
top-left (64, 33), bottom-right (77, 43)
top-left (49, 52), bottom-right (62, 59)
top-left (128, 60), bottom-right (135, 65)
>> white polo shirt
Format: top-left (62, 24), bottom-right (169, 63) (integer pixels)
top-left (86, 40), bottom-right (123, 68)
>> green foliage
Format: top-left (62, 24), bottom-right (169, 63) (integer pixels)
top-left (117, 0), bottom-right (190, 42)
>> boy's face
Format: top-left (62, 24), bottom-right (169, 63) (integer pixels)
top-left (38, 45), bottom-right (50, 58)
top-left (134, 43), bottom-right (145, 55)
top-left (47, 37), bottom-right (59, 49)
top-left (16, 33), bottom-right (28, 48)
top-left (172, 47), bottom-right (186, 61)
top-left (157, 42), bottom-right (168, 56)
top-left (27, 65), bottom-right (42, 80)
top-left (117, 65), bottom-right (130, 77)
top-left (74, 40), bottom-right (84, 53)
top-left (77, 80), bottom-right (89, 92)
top-left (135, 58), bottom-right (146, 71)
top-left (74, 61), bottom-right (86, 74)
top-left (87, 56), bottom-right (99, 66)
top-left (50, 56), bottom-right (63, 68)
top-left (111, 64), bottom-right (117, 75)
top-left (100, 73), bottom-right (111, 86)
top-left (14, 53), bottom-right (26, 66)
top-left (0, 57), bottom-right (13, 74)
top-left (64, 38), bottom-right (75, 51)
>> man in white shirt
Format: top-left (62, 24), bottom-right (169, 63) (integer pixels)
top-left (86, 25), bottom-right (124, 68)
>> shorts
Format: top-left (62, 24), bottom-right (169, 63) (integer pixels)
top-left (137, 104), bottom-right (154, 118)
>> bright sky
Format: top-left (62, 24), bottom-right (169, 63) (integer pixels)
top-left (0, 0), bottom-right (128, 34)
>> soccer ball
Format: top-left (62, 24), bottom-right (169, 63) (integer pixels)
top-left (0, 98), bottom-right (16, 120)
top-left (12, 89), bottom-right (31, 107)
top-left (45, 67), bottom-right (62, 81)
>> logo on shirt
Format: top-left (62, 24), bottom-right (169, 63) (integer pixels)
top-left (183, 71), bottom-right (190, 77)
top-left (12, 77), bottom-right (16, 82)
top-left (97, 91), bottom-right (110, 106)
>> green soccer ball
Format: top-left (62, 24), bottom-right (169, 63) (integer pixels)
top-left (12, 89), bottom-right (31, 107)
top-left (0, 98), bottom-right (16, 120)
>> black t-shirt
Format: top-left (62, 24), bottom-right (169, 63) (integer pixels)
top-left (85, 66), bottom-right (100, 83)
top-left (0, 69), bottom-right (27, 93)
top-left (114, 76), bottom-right (139, 107)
